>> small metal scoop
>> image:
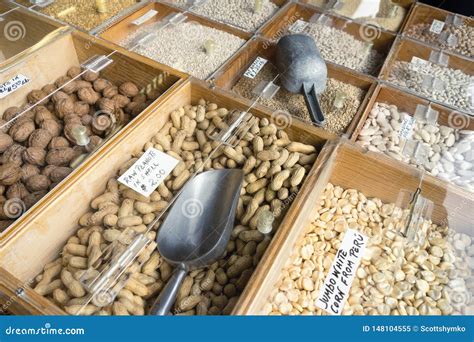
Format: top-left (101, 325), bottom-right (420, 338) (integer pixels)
top-left (275, 34), bottom-right (328, 126)
top-left (149, 169), bottom-right (244, 315)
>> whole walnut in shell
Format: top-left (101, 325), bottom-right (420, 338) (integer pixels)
top-left (55, 98), bottom-right (75, 118)
top-left (93, 78), bottom-right (112, 92)
top-left (55, 75), bottom-right (71, 88)
top-left (25, 174), bottom-right (51, 192)
top-left (86, 135), bottom-right (103, 153)
top-left (3, 144), bottom-right (26, 166)
top-left (81, 114), bottom-right (93, 126)
top-left (6, 182), bottom-right (29, 200)
top-left (23, 147), bottom-right (46, 166)
top-left (3, 107), bottom-right (21, 121)
top-left (9, 119), bottom-right (35, 142)
top-left (132, 93), bottom-right (147, 104)
top-left (23, 190), bottom-right (48, 209)
top-left (112, 94), bottom-right (130, 108)
top-left (41, 165), bottom-right (57, 178)
top-left (61, 80), bottom-right (77, 94)
top-left (131, 102), bottom-right (148, 117)
top-left (67, 66), bottom-right (82, 78)
top-left (28, 129), bottom-right (52, 149)
top-left (75, 80), bottom-right (93, 90)
top-left (78, 88), bottom-right (100, 105)
top-left (119, 82), bottom-right (139, 97)
top-left (102, 85), bottom-right (118, 98)
top-left (0, 133), bottom-right (13, 153)
top-left (42, 83), bottom-right (57, 95)
top-left (97, 98), bottom-right (115, 113)
top-left (51, 91), bottom-right (70, 104)
top-left (50, 166), bottom-right (73, 182)
top-left (74, 101), bottom-right (90, 116)
top-left (82, 70), bottom-right (99, 82)
top-left (21, 164), bottom-right (40, 182)
top-left (27, 89), bottom-right (48, 105)
top-left (0, 163), bottom-right (22, 185)
top-left (34, 107), bottom-right (56, 125)
top-left (49, 136), bottom-right (70, 150)
top-left (46, 147), bottom-right (75, 166)
top-left (40, 120), bottom-right (62, 137)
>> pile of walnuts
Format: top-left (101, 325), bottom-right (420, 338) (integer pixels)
top-left (0, 66), bottom-right (157, 230)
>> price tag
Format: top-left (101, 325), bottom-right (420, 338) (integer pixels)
top-left (399, 115), bottom-right (416, 140)
top-left (243, 57), bottom-right (267, 79)
top-left (288, 19), bottom-right (308, 34)
top-left (0, 74), bottom-right (30, 99)
top-left (315, 229), bottom-right (368, 315)
top-left (131, 10), bottom-right (158, 26)
top-left (118, 148), bottom-right (179, 197)
top-left (429, 19), bottom-right (445, 34)
top-left (409, 56), bottom-right (428, 72)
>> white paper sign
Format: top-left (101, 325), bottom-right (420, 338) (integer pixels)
top-left (118, 148), bottom-right (179, 197)
top-left (429, 19), bottom-right (445, 34)
top-left (399, 115), bottom-right (416, 139)
top-left (409, 56), bottom-right (428, 72)
top-left (289, 19), bottom-right (308, 34)
top-left (0, 74), bottom-right (30, 99)
top-left (315, 229), bottom-right (368, 315)
top-left (132, 9), bottom-right (158, 26)
top-left (243, 57), bottom-right (268, 79)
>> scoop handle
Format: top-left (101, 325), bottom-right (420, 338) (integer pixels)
top-left (302, 82), bottom-right (325, 126)
top-left (149, 264), bottom-right (187, 315)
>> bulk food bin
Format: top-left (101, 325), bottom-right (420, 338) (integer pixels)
top-left (0, 78), bottom-right (333, 315)
top-left (379, 37), bottom-right (474, 115)
top-left (0, 28), bottom-right (184, 236)
top-left (402, 3), bottom-right (474, 59)
top-left (300, 0), bottom-right (415, 33)
top-left (163, 0), bottom-right (287, 33)
top-left (211, 38), bottom-right (376, 136)
top-left (11, 0), bottom-right (147, 33)
top-left (0, 2), bottom-right (67, 68)
top-left (234, 140), bottom-right (473, 315)
top-left (99, 2), bottom-right (251, 80)
top-left (258, 2), bottom-right (397, 77)
top-left (352, 83), bottom-right (474, 192)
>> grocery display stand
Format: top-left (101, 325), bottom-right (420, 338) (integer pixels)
top-left (0, 0), bottom-right (472, 317)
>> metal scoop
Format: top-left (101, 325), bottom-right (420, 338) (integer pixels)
top-left (275, 34), bottom-right (328, 126)
top-left (149, 169), bottom-right (244, 315)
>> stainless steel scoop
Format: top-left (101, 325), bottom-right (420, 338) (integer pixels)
top-left (149, 169), bottom-right (244, 315)
top-left (275, 34), bottom-right (328, 126)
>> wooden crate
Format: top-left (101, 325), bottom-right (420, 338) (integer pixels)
top-left (0, 2), bottom-right (67, 69)
top-left (0, 78), bottom-right (331, 315)
top-left (234, 140), bottom-right (474, 314)
top-left (163, 0), bottom-right (288, 33)
top-left (379, 37), bottom-right (474, 114)
top-left (299, 0), bottom-right (415, 33)
top-left (402, 2), bottom-right (474, 58)
top-left (0, 28), bottom-right (185, 238)
top-left (211, 38), bottom-right (377, 137)
top-left (11, 0), bottom-right (147, 34)
top-left (258, 2), bottom-right (397, 77)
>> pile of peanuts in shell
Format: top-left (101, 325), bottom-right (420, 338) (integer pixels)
top-left (355, 102), bottom-right (474, 192)
top-left (0, 66), bottom-right (151, 230)
top-left (33, 99), bottom-right (319, 315)
top-left (263, 183), bottom-right (473, 315)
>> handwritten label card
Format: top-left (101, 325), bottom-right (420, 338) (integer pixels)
top-left (429, 19), bottom-right (445, 34)
top-left (0, 74), bottom-right (30, 99)
top-left (289, 19), bottom-right (308, 34)
top-left (118, 148), bottom-right (179, 197)
top-left (243, 57), bottom-right (267, 79)
top-left (399, 115), bottom-right (416, 140)
top-left (315, 229), bottom-right (368, 315)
